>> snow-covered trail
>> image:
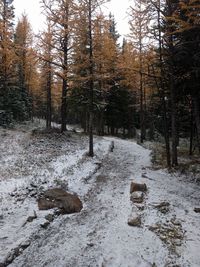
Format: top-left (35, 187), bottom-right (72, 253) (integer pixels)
top-left (9, 138), bottom-right (200, 267)
top-left (0, 125), bottom-right (111, 266)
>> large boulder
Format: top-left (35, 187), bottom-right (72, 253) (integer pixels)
top-left (38, 188), bottom-right (83, 214)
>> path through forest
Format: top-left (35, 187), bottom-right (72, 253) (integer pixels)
top-left (0, 123), bottom-right (200, 267)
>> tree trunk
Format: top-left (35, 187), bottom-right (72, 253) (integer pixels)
top-left (193, 96), bottom-right (200, 153)
top-left (162, 96), bottom-right (171, 167)
top-left (189, 103), bottom-right (194, 156)
top-left (88, 0), bottom-right (94, 157)
top-left (61, 77), bottom-right (67, 132)
top-left (46, 63), bottom-right (52, 130)
top-left (140, 70), bottom-right (145, 143)
top-left (170, 76), bottom-right (178, 166)
top-left (139, 40), bottom-right (145, 143)
top-left (155, 1), bottom-right (171, 167)
top-left (97, 111), bottom-right (104, 136)
top-left (60, 3), bottom-right (69, 133)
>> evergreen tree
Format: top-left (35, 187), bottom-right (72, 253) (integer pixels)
top-left (0, 0), bottom-right (15, 112)
top-left (0, 0), bottom-right (31, 122)
top-left (171, 0), bottom-right (200, 153)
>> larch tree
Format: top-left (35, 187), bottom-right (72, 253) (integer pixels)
top-left (93, 13), bottom-right (120, 135)
top-left (15, 13), bottom-right (35, 120)
top-left (38, 21), bottom-right (54, 129)
top-left (71, 1), bottom-right (91, 133)
top-left (149, 0), bottom-right (171, 166)
top-left (41, 0), bottom-right (77, 132)
top-left (129, 0), bottom-right (151, 143)
top-left (72, 0), bottom-right (109, 156)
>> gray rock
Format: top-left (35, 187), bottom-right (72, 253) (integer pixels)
top-left (128, 214), bottom-right (141, 227)
top-left (20, 240), bottom-right (31, 249)
top-left (135, 204), bottom-right (145, 210)
top-left (154, 201), bottom-right (170, 214)
top-left (40, 220), bottom-right (50, 229)
top-left (22, 211), bottom-right (37, 227)
top-left (194, 207), bottom-right (200, 213)
top-left (130, 192), bottom-right (144, 203)
top-left (45, 213), bottom-right (54, 222)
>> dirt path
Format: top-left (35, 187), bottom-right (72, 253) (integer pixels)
top-left (9, 138), bottom-right (150, 267)
top-left (1, 133), bottom-right (199, 267)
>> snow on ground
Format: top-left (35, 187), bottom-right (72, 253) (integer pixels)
top-left (0, 121), bottom-right (200, 267)
top-left (0, 121), bottom-right (111, 266)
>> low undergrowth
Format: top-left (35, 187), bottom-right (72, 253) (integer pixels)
top-left (143, 139), bottom-right (200, 183)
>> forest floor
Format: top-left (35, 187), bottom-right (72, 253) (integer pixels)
top-left (0, 120), bottom-right (200, 267)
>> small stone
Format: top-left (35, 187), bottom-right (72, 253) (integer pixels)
top-left (194, 208), bottom-right (200, 213)
top-left (175, 240), bottom-right (182, 246)
top-left (171, 219), bottom-right (181, 226)
top-left (141, 173), bottom-right (147, 178)
top-left (135, 204), bottom-right (145, 211)
top-left (154, 202), bottom-right (170, 214)
top-left (23, 211), bottom-right (37, 226)
top-left (87, 243), bottom-right (94, 247)
top-left (45, 214), bottom-right (54, 222)
top-left (30, 183), bottom-right (37, 188)
top-left (40, 221), bottom-right (50, 229)
top-left (130, 192), bottom-right (144, 203)
top-left (168, 232), bottom-right (175, 238)
top-left (128, 215), bottom-right (141, 227)
top-left (30, 192), bottom-right (37, 197)
top-left (20, 240), bottom-right (31, 249)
